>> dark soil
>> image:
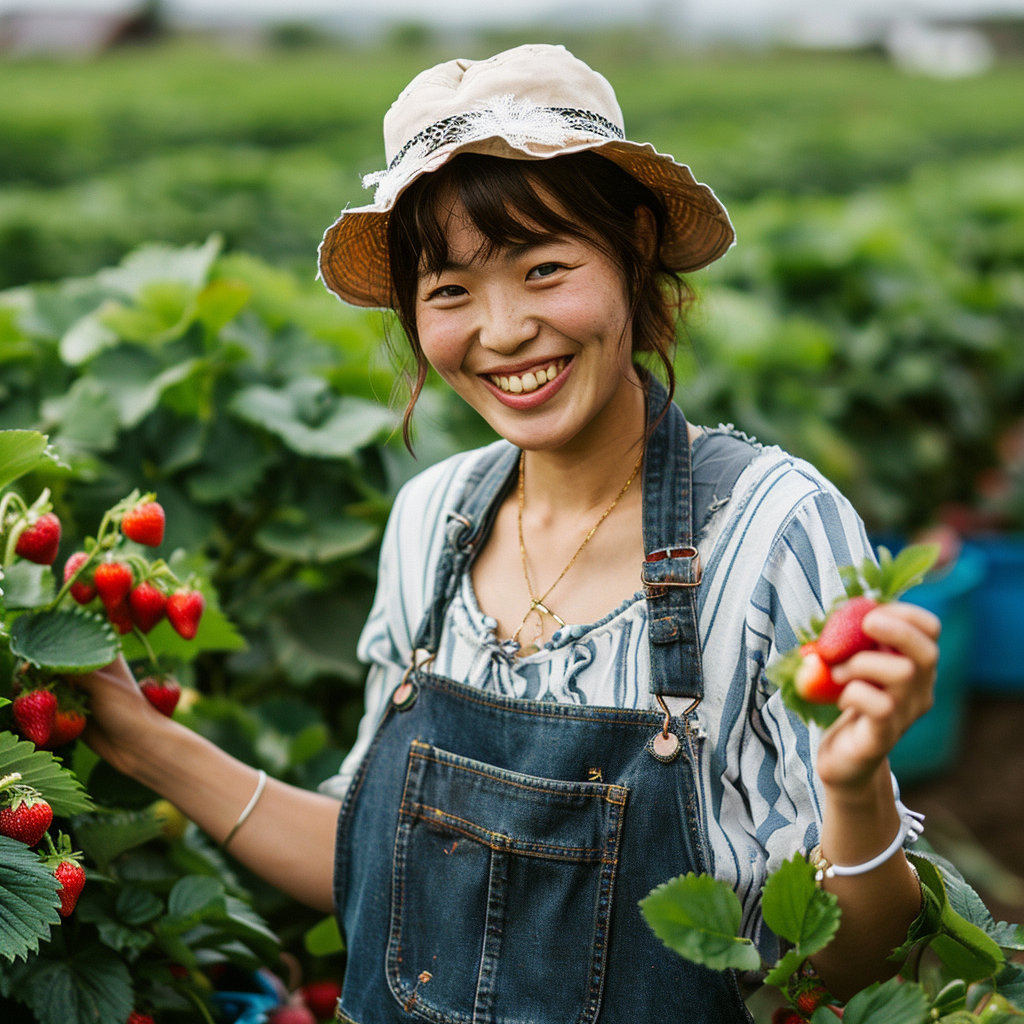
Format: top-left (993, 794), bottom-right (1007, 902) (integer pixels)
top-left (902, 693), bottom-right (1024, 925)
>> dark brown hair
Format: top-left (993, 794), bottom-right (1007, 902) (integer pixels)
top-left (385, 150), bottom-right (693, 449)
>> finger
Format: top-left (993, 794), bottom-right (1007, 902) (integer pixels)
top-left (831, 649), bottom-right (918, 690)
top-left (859, 609), bottom-right (940, 671)
top-left (836, 679), bottom-right (896, 720)
top-left (864, 602), bottom-right (941, 641)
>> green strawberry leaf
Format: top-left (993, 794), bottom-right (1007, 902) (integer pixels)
top-left (162, 875), bottom-right (227, 931)
top-left (761, 854), bottom-right (841, 987)
top-left (879, 543), bottom-right (941, 601)
top-left (9, 607), bottom-right (119, 673)
top-left (4, 936), bottom-right (134, 1024)
top-left (305, 914), bottom-right (345, 956)
top-left (0, 430), bottom-right (51, 492)
top-left (0, 834), bottom-right (61, 963)
top-left (838, 975), bottom-right (930, 1024)
top-left (861, 555), bottom-right (884, 593)
top-left (74, 811), bottom-right (164, 875)
top-left (0, 731), bottom-right (92, 816)
top-left (839, 565), bottom-right (865, 599)
top-left (1, 561), bottom-right (55, 610)
top-left (639, 871), bottom-right (762, 973)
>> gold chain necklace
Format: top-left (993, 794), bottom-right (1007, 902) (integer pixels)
top-left (512, 448), bottom-right (644, 652)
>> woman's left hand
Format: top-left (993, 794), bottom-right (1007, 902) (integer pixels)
top-left (815, 601), bottom-right (941, 792)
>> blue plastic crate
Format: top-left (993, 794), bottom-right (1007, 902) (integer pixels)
top-left (889, 546), bottom-right (987, 784)
top-left (964, 536), bottom-right (1024, 692)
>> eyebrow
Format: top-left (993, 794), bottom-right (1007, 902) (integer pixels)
top-left (433, 238), bottom-right (564, 274)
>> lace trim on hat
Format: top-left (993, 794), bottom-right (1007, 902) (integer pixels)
top-left (362, 96), bottom-right (625, 207)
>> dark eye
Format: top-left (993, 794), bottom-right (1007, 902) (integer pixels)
top-left (426, 284), bottom-right (467, 300)
top-left (527, 263), bottom-right (562, 280)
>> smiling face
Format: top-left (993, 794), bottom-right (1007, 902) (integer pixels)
top-left (414, 206), bottom-right (644, 453)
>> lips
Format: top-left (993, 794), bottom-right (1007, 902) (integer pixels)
top-left (486, 358), bottom-right (568, 395)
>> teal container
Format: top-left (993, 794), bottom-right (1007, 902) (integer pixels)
top-left (964, 537), bottom-right (1024, 692)
top-left (889, 546), bottom-right (987, 785)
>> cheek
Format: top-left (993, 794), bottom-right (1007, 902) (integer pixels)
top-left (415, 310), bottom-right (468, 381)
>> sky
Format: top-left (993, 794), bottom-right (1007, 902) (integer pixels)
top-left (2, 0), bottom-right (1024, 35)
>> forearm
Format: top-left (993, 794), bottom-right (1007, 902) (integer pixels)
top-left (809, 762), bottom-right (920, 1001)
top-left (116, 715), bottom-right (339, 913)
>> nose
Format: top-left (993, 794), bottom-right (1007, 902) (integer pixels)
top-left (477, 287), bottom-right (539, 354)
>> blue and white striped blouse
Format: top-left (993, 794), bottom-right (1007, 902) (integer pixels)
top-left (319, 428), bottom-right (875, 959)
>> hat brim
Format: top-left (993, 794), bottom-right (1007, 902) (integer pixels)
top-left (317, 136), bottom-right (735, 309)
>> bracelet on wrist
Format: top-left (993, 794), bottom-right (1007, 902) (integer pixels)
top-left (221, 769), bottom-right (268, 852)
top-left (809, 780), bottom-right (925, 881)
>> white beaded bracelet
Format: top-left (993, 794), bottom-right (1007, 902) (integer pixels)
top-left (810, 776), bottom-right (925, 880)
top-left (221, 769), bottom-right (267, 852)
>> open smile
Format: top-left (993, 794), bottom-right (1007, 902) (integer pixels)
top-left (478, 357), bottom-right (574, 409)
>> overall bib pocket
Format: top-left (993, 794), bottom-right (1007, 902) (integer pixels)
top-left (387, 740), bottom-right (628, 1024)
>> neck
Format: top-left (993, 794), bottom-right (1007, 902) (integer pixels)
top-left (521, 376), bottom-right (648, 517)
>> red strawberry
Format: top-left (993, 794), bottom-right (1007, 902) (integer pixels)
top-left (268, 1007), bottom-right (316, 1024)
top-left (13, 689), bottom-right (57, 746)
top-left (106, 599), bottom-right (134, 635)
top-left (63, 551), bottom-right (97, 604)
top-left (815, 596), bottom-right (879, 666)
top-left (796, 986), bottom-right (827, 1016)
top-left (122, 501), bottom-right (165, 547)
top-left (47, 708), bottom-right (87, 747)
top-left (794, 644), bottom-right (845, 704)
top-left (166, 589), bottom-right (204, 640)
top-left (54, 857), bottom-right (86, 916)
top-left (0, 794), bottom-right (53, 846)
top-left (302, 980), bottom-right (342, 1021)
top-left (139, 677), bottom-right (181, 717)
top-left (127, 1013), bottom-right (155, 1024)
top-left (93, 561), bottom-right (134, 609)
top-left (15, 512), bottom-right (61, 565)
top-left (129, 581), bottom-right (166, 633)
top-left (771, 1009), bottom-right (805, 1024)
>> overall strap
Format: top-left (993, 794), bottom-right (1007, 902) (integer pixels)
top-left (642, 378), bottom-right (704, 699)
top-left (413, 442), bottom-right (520, 653)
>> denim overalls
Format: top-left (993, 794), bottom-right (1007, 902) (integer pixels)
top-left (332, 382), bottom-right (754, 1023)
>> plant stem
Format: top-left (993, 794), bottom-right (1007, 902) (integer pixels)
top-left (135, 628), bottom-right (160, 670)
top-left (180, 985), bottom-right (217, 1024)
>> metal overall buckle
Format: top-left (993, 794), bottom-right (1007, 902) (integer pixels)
top-left (392, 649), bottom-right (435, 710)
top-left (641, 546), bottom-right (703, 589)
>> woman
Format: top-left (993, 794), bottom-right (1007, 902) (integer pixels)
top-left (79, 44), bottom-right (941, 1022)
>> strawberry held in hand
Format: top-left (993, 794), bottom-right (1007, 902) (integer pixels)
top-left (14, 511), bottom-right (61, 565)
top-left (767, 543), bottom-right (940, 728)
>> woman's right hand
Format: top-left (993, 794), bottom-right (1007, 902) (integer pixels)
top-left (72, 655), bottom-right (166, 775)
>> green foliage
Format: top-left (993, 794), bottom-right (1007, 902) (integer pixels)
top-left (304, 914), bottom-right (345, 956)
top-left (638, 871), bottom-right (762, 972)
top-left (0, 836), bottom-right (61, 963)
top-left (760, 854), bottom-right (841, 986)
top-left (9, 609), bottom-right (120, 674)
top-left (0, 433), bottom-right (53, 493)
top-left (0, 733), bottom-right (91, 817)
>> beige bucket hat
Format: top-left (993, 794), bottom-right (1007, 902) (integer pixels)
top-left (317, 43), bottom-right (735, 308)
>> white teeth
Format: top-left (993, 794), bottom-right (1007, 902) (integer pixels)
top-left (492, 359), bottom-right (568, 393)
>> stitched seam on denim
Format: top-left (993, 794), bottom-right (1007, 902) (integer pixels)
top-left (472, 849), bottom-right (506, 1024)
top-left (410, 743), bottom-right (628, 804)
top-left (581, 795), bottom-right (625, 1023)
top-left (405, 803), bottom-right (612, 862)
top-left (415, 672), bottom-right (665, 725)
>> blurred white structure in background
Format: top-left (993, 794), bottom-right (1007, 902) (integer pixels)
top-left (885, 18), bottom-right (995, 76)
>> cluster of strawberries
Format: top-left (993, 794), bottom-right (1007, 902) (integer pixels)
top-left (792, 595), bottom-right (879, 704)
top-left (7, 493), bottom-right (207, 745)
top-left (0, 772), bottom-right (85, 918)
top-left (772, 985), bottom-right (843, 1022)
top-left (61, 501), bottom-right (205, 641)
